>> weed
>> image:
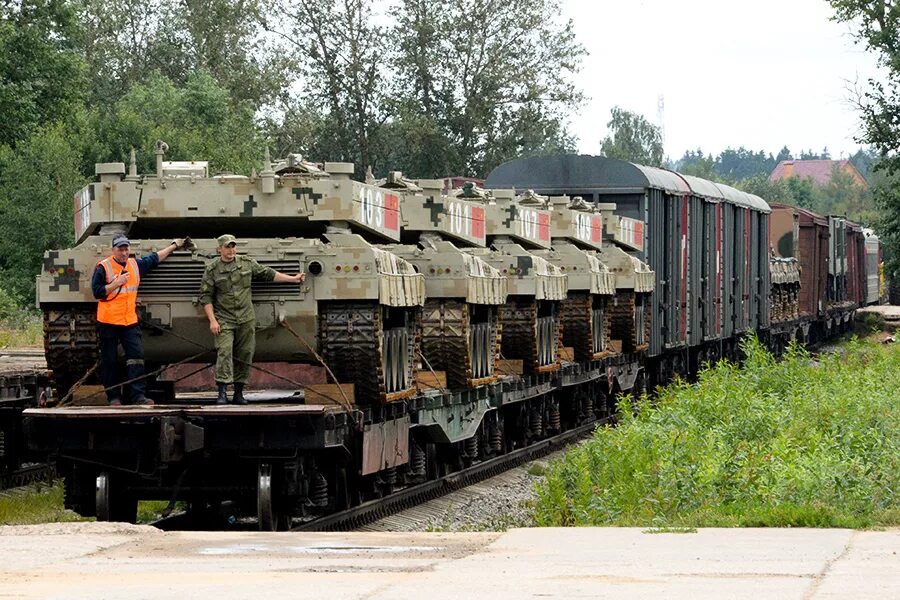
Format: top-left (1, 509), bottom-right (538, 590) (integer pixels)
top-left (532, 336), bottom-right (900, 529)
top-left (0, 482), bottom-right (89, 525)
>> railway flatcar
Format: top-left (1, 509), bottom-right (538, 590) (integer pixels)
top-left (24, 147), bottom-right (652, 528)
top-left (0, 351), bottom-right (52, 487)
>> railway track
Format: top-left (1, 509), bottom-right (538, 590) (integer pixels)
top-left (0, 463), bottom-right (56, 492)
top-left (291, 418), bottom-right (602, 532)
top-left (147, 417), bottom-right (602, 533)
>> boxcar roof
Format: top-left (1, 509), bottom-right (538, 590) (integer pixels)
top-left (487, 155), bottom-right (771, 212)
top-left (486, 154), bottom-right (689, 195)
top-left (678, 173), bottom-right (724, 201)
top-left (713, 182), bottom-right (772, 213)
top-left (771, 203), bottom-right (828, 226)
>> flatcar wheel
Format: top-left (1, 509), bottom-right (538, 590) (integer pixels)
top-left (334, 467), bottom-right (351, 511)
top-left (95, 471), bottom-right (136, 523)
top-left (257, 463), bottom-right (280, 532)
top-left (96, 471), bottom-right (112, 522)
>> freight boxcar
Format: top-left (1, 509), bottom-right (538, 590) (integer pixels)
top-left (863, 229), bottom-right (883, 305)
top-left (485, 155), bottom-right (771, 382)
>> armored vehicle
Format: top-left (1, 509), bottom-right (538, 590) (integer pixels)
top-left (39, 143), bottom-right (425, 404)
top-left (375, 174), bottom-right (507, 390)
top-left (458, 186), bottom-right (568, 374)
top-left (532, 194), bottom-right (617, 362)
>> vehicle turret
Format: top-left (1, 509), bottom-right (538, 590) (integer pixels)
top-left (74, 142), bottom-right (403, 244)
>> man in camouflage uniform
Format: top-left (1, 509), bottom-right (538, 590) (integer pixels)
top-left (200, 234), bottom-right (306, 404)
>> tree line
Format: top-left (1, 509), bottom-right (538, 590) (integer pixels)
top-left (1, 0), bottom-right (897, 313)
top-left (597, 106), bottom-right (883, 229)
top-left (0, 0), bottom-right (585, 308)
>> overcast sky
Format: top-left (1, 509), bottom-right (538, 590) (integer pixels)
top-left (561, 0), bottom-right (882, 161)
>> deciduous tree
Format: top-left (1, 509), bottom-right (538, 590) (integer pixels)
top-left (829, 0), bottom-right (900, 269)
top-left (0, 0), bottom-right (86, 147)
top-left (599, 107), bottom-right (664, 167)
top-left (390, 0), bottom-right (585, 177)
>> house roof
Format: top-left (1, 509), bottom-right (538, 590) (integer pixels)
top-left (769, 159), bottom-right (867, 187)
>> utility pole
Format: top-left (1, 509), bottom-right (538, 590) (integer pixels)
top-left (657, 94), bottom-right (666, 147)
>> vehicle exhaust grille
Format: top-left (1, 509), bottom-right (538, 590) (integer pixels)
top-left (139, 259), bottom-right (303, 298)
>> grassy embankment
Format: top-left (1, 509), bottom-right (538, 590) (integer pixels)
top-left (533, 336), bottom-right (899, 528)
top-left (0, 312), bottom-right (42, 347)
top-left (0, 482), bottom-right (171, 526)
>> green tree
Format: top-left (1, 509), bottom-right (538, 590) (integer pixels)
top-left (390, 0), bottom-right (585, 177)
top-left (676, 149), bottom-right (722, 181)
top-left (829, 0), bottom-right (900, 271)
top-left (737, 174), bottom-right (795, 206)
top-left (848, 147), bottom-right (878, 178)
top-left (75, 0), bottom-right (288, 108)
top-left (599, 107), bottom-right (664, 167)
top-left (95, 71), bottom-right (266, 174)
top-left (821, 163), bottom-right (874, 223)
top-left (0, 123), bottom-right (88, 301)
top-left (775, 146), bottom-right (794, 163)
top-left (0, 0), bottom-right (87, 147)
top-left (272, 0), bottom-right (390, 175)
top-left (716, 147), bottom-right (776, 181)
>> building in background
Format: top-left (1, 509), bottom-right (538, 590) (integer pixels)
top-left (769, 159), bottom-right (868, 188)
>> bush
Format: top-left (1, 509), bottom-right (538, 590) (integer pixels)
top-left (0, 284), bottom-right (42, 346)
top-left (532, 336), bottom-right (900, 528)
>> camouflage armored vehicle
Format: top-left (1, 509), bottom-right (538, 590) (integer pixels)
top-left (375, 173), bottom-right (507, 389)
top-left (39, 143), bottom-right (425, 404)
top-left (589, 202), bottom-right (655, 354)
top-left (457, 185), bottom-right (568, 374)
top-left (529, 193), bottom-right (617, 362)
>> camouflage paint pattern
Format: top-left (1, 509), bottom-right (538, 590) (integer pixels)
top-left (480, 189), bottom-right (552, 250)
top-left (38, 233), bottom-right (424, 363)
top-left (387, 241), bottom-right (507, 305)
top-left (74, 158), bottom-right (404, 244)
top-left (463, 243), bottom-right (567, 300)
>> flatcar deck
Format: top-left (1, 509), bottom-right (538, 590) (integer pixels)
top-left (25, 403), bottom-right (342, 418)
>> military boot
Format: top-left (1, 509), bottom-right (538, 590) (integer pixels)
top-left (216, 383), bottom-right (228, 405)
top-left (233, 382), bottom-right (247, 405)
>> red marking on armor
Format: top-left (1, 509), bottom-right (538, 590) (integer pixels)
top-left (634, 221), bottom-right (644, 245)
top-left (539, 212), bottom-right (550, 241)
top-left (384, 193), bottom-right (399, 231)
top-left (592, 215), bottom-right (602, 242)
top-left (472, 206), bottom-right (485, 240)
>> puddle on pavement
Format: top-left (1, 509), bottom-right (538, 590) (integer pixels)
top-left (199, 542), bottom-right (441, 556)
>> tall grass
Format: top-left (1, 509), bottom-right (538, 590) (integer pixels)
top-left (0, 482), bottom-right (87, 525)
top-left (533, 337), bottom-right (900, 528)
top-left (0, 311), bottom-right (42, 347)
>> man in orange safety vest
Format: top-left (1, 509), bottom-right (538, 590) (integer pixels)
top-left (92, 234), bottom-right (189, 405)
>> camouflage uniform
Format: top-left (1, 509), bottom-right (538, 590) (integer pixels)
top-left (199, 255), bottom-right (276, 384)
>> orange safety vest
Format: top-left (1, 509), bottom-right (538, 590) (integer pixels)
top-left (96, 256), bottom-right (141, 326)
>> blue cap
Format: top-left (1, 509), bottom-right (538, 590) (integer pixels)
top-left (112, 234), bottom-right (131, 247)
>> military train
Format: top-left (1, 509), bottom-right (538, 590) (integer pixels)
top-left (19, 145), bottom-right (881, 528)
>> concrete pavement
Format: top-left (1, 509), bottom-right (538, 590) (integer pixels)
top-left (0, 523), bottom-right (897, 599)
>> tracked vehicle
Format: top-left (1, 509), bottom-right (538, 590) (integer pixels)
top-left (457, 186), bottom-right (568, 374)
top-left (531, 194), bottom-right (617, 362)
top-left (39, 144), bottom-right (425, 404)
top-left (375, 173), bottom-right (507, 389)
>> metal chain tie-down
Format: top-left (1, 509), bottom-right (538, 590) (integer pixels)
top-left (58, 319), bottom-right (355, 413)
top-left (149, 318), bottom-right (358, 418)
